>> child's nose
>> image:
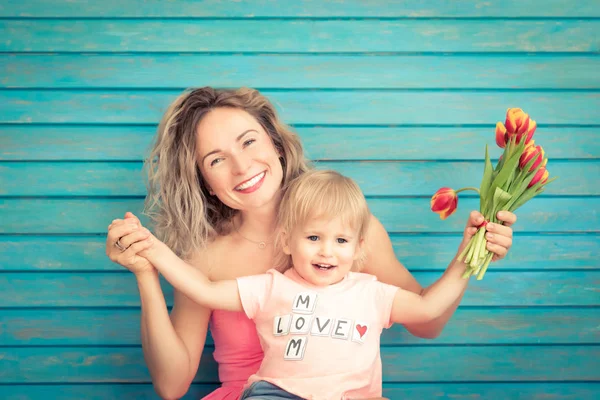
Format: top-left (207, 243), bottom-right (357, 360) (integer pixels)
top-left (319, 241), bottom-right (333, 257)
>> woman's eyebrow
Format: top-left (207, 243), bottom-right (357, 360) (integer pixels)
top-left (201, 129), bottom-right (258, 163)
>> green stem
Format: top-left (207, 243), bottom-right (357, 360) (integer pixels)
top-left (457, 237), bottom-right (473, 262)
top-left (476, 252), bottom-right (494, 280)
top-left (455, 187), bottom-right (481, 195)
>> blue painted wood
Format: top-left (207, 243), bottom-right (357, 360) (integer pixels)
top-left (2, 20), bottom-right (598, 53)
top-left (2, 234), bottom-right (597, 272)
top-left (1, 160), bottom-right (595, 196)
top-left (2, 0), bottom-right (598, 18)
top-left (1, 308), bottom-right (598, 346)
top-left (1, 346), bottom-right (598, 383)
top-left (2, 126), bottom-right (598, 161)
top-left (3, 54), bottom-right (600, 89)
top-left (2, 90), bottom-right (599, 125)
top-left (1, 271), bottom-right (598, 307)
top-left (0, 198), bottom-right (596, 234)
top-left (1, 0), bottom-right (597, 394)
top-left (2, 383), bottom-right (599, 400)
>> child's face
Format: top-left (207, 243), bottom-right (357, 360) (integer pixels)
top-left (283, 215), bottom-right (363, 286)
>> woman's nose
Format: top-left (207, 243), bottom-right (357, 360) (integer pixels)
top-left (231, 153), bottom-right (251, 175)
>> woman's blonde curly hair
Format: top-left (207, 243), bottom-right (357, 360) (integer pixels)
top-left (144, 87), bottom-right (310, 257)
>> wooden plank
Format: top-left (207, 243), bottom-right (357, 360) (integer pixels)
top-left (6, 383), bottom-right (600, 400)
top-left (0, 197), bottom-right (596, 234)
top-left (2, 126), bottom-right (598, 161)
top-left (2, 0), bottom-right (598, 18)
top-left (0, 271), bottom-right (598, 307)
top-left (0, 346), bottom-right (597, 382)
top-left (2, 90), bottom-right (599, 125)
top-left (1, 308), bottom-right (597, 346)
top-left (2, 383), bottom-right (599, 400)
top-left (3, 54), bottom-right (600, 89)
top-left (1, 160), bottom-right (595, 196)
top-left (2, 20), bottom-right (598, 53)
top-left (2, 234), bottom-right (597, 272)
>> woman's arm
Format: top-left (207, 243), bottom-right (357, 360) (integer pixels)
top-left (362, 210), bottom-right (516, 338)
top-left (107, 214), bottom-right (213, 399)
top-left (137, 269), bottom-right (212, 400)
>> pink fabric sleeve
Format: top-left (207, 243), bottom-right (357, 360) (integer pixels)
top-left (373, 281), bottom-right (400, 329)
top-left (236, 272), bottom-right (275, 320)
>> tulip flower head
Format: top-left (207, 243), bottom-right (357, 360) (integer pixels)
top-left (430, 187), bottom-right (458, 220)
top-left (519, 144), bottom-right (545, 172)
top-left (502, 108), bottom-right (536, 145)
top-left (528, 159), bottom-right (549, 188)
top-left (495, 122), bottom-right (508, 148)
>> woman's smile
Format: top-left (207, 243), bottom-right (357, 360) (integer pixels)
top-left (235, 171), bottom-right (266, 193)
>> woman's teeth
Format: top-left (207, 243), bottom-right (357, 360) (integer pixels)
top-left (235, 172), bottom-right (265, 190)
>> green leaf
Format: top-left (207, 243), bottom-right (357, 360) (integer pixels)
top-left (479, 145), bottom-right (494, 212)
top-left (492, 187), bottom-right (512, 211)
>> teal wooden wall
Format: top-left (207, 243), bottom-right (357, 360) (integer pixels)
top-left (1, 1), bottom-right (599, 398)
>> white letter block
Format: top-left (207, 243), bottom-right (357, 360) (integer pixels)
top-left (310, 316), bottom-right (333, 337)
top-left (284, 336), bottom-right (308, 361)
top-left (292, 292), bottom-right (318, 314)
top-left (331, 318), bottom-right (352, 340)
top-left (273, 314), bottom-right (291, 336)
top-left (351, 321), bottom-right (369, 344)
top-left (290, 314), bottom-right (312, 335)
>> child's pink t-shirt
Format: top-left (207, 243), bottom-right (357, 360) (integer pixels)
top-left (236, 268), bottom-right (398, 400)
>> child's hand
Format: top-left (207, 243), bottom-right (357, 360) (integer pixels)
top-left (106, 212), bottom-right (156, 275)
top-left (460, 210), bottom-right (516, 262)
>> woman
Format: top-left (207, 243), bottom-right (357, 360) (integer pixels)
top-left (106, 87), bottom-right (516, 400)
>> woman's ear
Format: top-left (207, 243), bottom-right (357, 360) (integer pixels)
top-left (281, 230), bottom-right (291, 255)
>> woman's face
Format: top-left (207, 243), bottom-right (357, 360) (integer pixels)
top-left (196, 107), bottom-right (284, 212)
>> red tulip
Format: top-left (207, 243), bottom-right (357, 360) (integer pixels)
top-left (519, 143), bottom-right (545, 172)
top-left (505, 108), bottom-right (530, 135)
top-left (522, 119), bottom-right (536, 145)
top-left (528, 159), bottom-right (549, 188)
top-left (430, 187), bottom-right (458, 220)
top-left (495, 122), bottom-right (508, 148)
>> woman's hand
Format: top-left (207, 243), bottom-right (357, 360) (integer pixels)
top-left (106, 212), bottom-right (155, 275)
top-left (461, 210), bottom-right (517, 262)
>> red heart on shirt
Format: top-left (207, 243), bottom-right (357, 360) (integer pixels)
top-left (356, 324), bottom-right (367, 338)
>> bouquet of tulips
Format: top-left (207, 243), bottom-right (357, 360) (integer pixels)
top-left (430, 108), bottom-right (557, 280)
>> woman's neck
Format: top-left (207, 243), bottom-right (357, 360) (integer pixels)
top-left (236, 203), bottom-right (278, 241)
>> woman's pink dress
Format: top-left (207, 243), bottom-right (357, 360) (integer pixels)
top-left (201, 310), bottom-right (264, 399)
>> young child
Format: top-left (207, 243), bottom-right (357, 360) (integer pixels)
top-left (134, 170), bottom-right (469, 399)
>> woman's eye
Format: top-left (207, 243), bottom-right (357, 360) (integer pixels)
top-left (307, 235), bottom-right (319, 241)
top-left (243, 138), bottom-right (256, 147)
top-left (337, 238), bottom-right (348, 244)
top-left (210, 158), bottom-right (223, 167)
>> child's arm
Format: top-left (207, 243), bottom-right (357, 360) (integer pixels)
top-left (139, 234), bottom-right (243, 312)
top-left (390, 260), bottom-right (469, 325)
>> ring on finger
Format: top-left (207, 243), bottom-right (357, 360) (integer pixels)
top-left (114, 238), bottom-right (127, 252)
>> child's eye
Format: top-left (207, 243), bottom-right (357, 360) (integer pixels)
top-left (337, 238), bottom-right (348, 244)
top-left (210, 158), bottom-right (223, 167)
top-left (243, 138), bottom-right (256, 147)
top-left (307, 235), bottom-right (319, 241)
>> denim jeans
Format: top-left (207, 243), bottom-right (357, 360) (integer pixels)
top-left (240, 380), bottom-right (305, 400)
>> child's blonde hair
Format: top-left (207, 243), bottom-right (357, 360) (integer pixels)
top-left (275, 169), bottom-right (371, 270)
